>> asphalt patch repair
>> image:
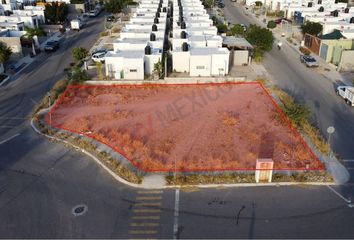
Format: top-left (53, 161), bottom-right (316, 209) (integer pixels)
top-left (45, 82), bottom-right (325, 172)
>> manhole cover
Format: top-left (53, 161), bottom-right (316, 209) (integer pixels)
top-left (71, 204), bottom-right (88, 216)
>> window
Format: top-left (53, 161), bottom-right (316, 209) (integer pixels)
top-left (130, 69), bottom-right (137, 72)
top-left (196, 66), bottom-right (205, 70)
top-left (2, 0), bottom-right (6, 5)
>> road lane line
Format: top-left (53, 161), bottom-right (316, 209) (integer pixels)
top-left (136, 196), bottom-right (162, 200)
top-left (132, 216), bottom-right (160, 220)
top-left (342, 159), bottom-right (354, 162)
top-left (135, 202), bottom-right (161, 207)
top-left (173, 189), bottom-right (180, 240)
top-left (129, 230), bottom-right (157, 234)
top-left (133, 209), bottom-right (161, 213)
top-left (137, 190), bottom-right (163, 194)
top-left (327, 185), bottom-right (351, 203)
top-left (130, 223), bottom-right (159, 227)
top-left (0, 133), bottom-right (20, 145)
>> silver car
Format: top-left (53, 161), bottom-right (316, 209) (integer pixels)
top-left (300, 55), bottom-right (319, 68)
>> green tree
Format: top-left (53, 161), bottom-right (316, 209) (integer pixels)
top-left (211, 16), bottom-right (218, 25)
top-left (252, 47), bottom-right (263, 62)
top-left (301, 21), bottom-right (323, 36)
top-left (202, 0), bottom-right (214, 9)
top-left (105, 0), bottom-right (136, 13)
top-left (71, 66), bottom-right (90, 84)
top-left (45, 2), bottom-right (68, 24)
top-left (24, 27), bottom-right (47, 39)
top-left (230, 24), bottom-right (245, 35)
top-left (0, 42), bottom-right (12, 63)
top-left (246, 24), bottom-right (274, 51)
top-left (72, 47), bottom-right (89, 62)
top-left (254, 1), bottom-right (262, 6)
top-left (216, 23), bottom-right (228, 34)
top-left (96, 62), bottom-right (104, 80)
top-left (267, 20), bottom-right (276, 29)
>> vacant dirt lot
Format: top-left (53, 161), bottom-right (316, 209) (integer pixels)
top-left (46, 83), bottom-right (324, 172)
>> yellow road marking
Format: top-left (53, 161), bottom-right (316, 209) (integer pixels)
top-left (132, 216), bottom-right (160, 220)
top-left (129, 230), bottom-right (157, 234)
top-left (136, 196), bottom-right (162, 200)
top-left (130, 222), bottom-right (159, 227)
top-left (133, 209), bottom-right (161, 213)
top-left (134, 202), bottom-right (161, 207)
top-left (137, 190), bottom-right (163, 194)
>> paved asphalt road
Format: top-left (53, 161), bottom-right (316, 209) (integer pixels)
top-left (1, 6), bottom-right (354, 239)
top-left (223, 1), bottom-right (354, 178)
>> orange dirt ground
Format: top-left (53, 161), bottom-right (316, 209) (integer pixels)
top-left (46, 83), bottom-right (324, 172)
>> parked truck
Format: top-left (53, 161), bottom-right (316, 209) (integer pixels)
top-left (71, 19), bottom-right (83, 31)
top-left (336, 86), bottom-right (354, 106)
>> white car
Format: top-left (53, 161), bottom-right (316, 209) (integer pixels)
top-left (92, 51), bottom-right (106, 63)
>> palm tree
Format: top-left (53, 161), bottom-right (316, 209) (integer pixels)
top-left (0, 42), bottom-right (12, 64)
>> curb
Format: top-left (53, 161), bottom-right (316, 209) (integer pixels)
top-left (30, 114), bottom-right (142, 189)
top-left (0, 75), bottom-right (10, 87)
top-left (31, 115), bottom-right (336, 189)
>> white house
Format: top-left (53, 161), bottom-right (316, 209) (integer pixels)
top-left (171, 0), bottom-right (230, 76)
top-left (104, 0), bottom-right (168, 80)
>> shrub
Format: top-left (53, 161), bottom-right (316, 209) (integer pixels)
top-left (253, 47), bottom-right (264, 62)
top-left (271, 87), bottom-right (330, 155)
top-left (72, 47), bottom-right (89, 62)
top-left (111, 27), bottom-right (120, 33)
top-left (100, 31), bottom-right (109, 37)
top-left (267, 20), bottom-right (276, 29)
top-left (216, 23), bottom-right (228, 34)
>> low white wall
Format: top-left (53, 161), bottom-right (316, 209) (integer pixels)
top-left (85, 76), bottom-right (247, 85)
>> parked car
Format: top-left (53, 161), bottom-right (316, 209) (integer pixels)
top-left (300, 55), bottom-right (319, 68)
top-left (89, 9), bottom-right (99, 17)
top-left (240, 23), bottom-right (247, 32)
top-left (274, 18), bottom-right (292, 24)
top-left (231, 0), bottom-right (236, 2)
top-left (106, 14), bottom-right (115, 22)
top-left (336, 86), bottom-right (354, 106)
top-left (218, 2), bottom-right (225, 7)
top-left (91, 48), bottom-right (108, 56)
top-left (91, 51), bottom-right (106, 63)
top-left (44, 41), bottom-right (59, 52)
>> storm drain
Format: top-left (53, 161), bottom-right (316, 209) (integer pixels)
top-left (71, 204), bottom-right (88, 216)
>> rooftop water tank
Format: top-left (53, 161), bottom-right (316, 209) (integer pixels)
top-left (180, 31), bottom-right (187, 39)
top-left (318, 6), bottom-right (324, 12)
top-left (154, 17), bottom-right (159, 24)
top-left (152, 24), bottom-right (158, 31)
top-left (182, 42), bottom-right (188, 52)
top-left (307, 2), bottom-right (313, 7)
top-left (145, 45), bottom-right (151, 55)
top-left (156, 12), bottom-right (160, 18)
top-left (350, 17), bottom-right (354, 23)
top-left (345, 8), bottom-right (349, 13)
top-left (163, 7), bottom-right (167, 12)
top-left (150, 33), bottom-right (156, 41)
top-left (181, 21), bottom-right (186, 29)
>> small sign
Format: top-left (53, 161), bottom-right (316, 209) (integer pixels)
top-left (255, 158), bottom-right (274, 183)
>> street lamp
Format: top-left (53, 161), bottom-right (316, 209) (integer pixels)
top-left (327, 126), bottom-right (335, 158)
